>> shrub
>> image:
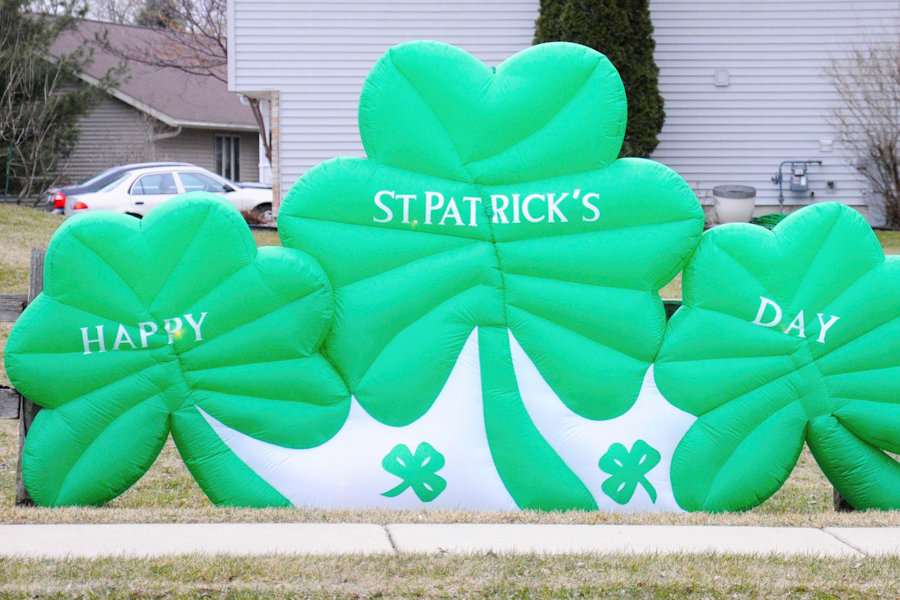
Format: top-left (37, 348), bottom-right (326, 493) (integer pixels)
top-left (534, 0), bottom-right (665, 158)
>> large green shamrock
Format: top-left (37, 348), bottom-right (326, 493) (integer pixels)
top-left (5, 194), bottom-right (349, 506)
top-left (279, 41), bottom-right (704, 510)
top-left (655, 202), bottom-right (900, 511)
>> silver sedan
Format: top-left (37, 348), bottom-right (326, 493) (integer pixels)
top-left (52, 163), bottom-right (274, 222)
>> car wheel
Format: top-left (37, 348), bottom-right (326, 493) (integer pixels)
top-left (251, 202), bottom-right (274, 224)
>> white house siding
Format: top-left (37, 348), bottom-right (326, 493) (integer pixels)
top-left (649, 0), bottom-right (900, 224)
top-left (227, 0), bottom-right (540, 202)
top-left (228, 0), bottom-right (898, 222)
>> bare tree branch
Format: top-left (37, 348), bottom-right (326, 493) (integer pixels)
top-left (2, 0), bottom-right (119, 202)
top-left (104, 0), bottom-right (271, 164)
top-left (825, 44), bottom-right (900, 227)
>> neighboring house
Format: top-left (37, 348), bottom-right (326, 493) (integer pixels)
top-left (227, 0), bottom-right (897, 223)
top-left (53, 19), bottom-right (260, 186)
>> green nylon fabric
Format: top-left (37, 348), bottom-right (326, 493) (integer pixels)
top-left (280, 41), bottom-right (704, 509)
top-left (5, 194), bottom-right (349, 506)
top-left (360, 41), bottom-right (626, 184)
top-left (656, 202), bottom-right (900, 512)
top-left (478, 325), bottom-right (596, 511)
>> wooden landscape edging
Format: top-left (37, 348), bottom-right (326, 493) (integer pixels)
top-left (0, 252), bottom-right (855, 511)
top-left (0, 293), bottom-right (27, 321)
top-left (0, 249), bottom-right (45, 505)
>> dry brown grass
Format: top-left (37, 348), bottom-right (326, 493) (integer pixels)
top-left (0, 322), bottom-right (11, 388)
top-left (0, 553), bottom-right (899, 599)
top-left (660, 272), bottom-right (682, 300)
top-left (251, 227), bottom-right (281, 247)
top-left (1, 419), bottom-right (898, 526)
top-left (0, 205), bottom-right (64, 294)
top-left (876, 229), bottom-right (900, 254)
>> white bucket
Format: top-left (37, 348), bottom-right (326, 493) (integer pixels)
top-left (713, 185), bottom-right (756, 223)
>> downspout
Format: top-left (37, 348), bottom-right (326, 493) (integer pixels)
top-left (271, 91), bottom-right (280, 217)
top-left (151, 125), bottom-right (183, 142)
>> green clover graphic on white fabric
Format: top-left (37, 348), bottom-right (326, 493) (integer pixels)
top-left (381, 442), bottom-right (447, 502)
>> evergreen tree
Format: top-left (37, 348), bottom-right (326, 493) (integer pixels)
top-left (0, 0), bottom-right (118, 201)
top-left (534, 0), bottom-right (665, 158)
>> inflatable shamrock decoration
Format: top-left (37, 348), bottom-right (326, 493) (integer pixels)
top-left (657, 202), bottom-right (900, 511)
top-left (5, 194), bottom-right (348, 506)
top-left (8, 41), bottom-right (897, 512)
top-left (278, 41), bottom-right (704, 509)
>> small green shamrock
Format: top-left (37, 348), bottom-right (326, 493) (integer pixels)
top-left (599, 440), bottom-right (661, 504)
top-left (381, 442), bottom-right (447, 502)
top-left (4, 194), bottom-right (349, 506)
top-left (656, 202), bottom-right (900, 511)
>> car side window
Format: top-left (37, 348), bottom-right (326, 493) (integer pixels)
top-left (179, 172), bottom-right (231, 193)
top-left (131, 173), bottom-right (177, 196)
top-left (98, 174), bottom-right (129, 193)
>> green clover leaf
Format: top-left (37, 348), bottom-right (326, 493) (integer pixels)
top-left (279, 41), bottom-right (704, 510)
top-left (381, 442), bottom-right (447, 502)
top-left (656, 202), bottom-right (900, 511)
top-left (598, 440), bottom-right (661, 505)
top-left (4, 194), bottom-right (349, 506)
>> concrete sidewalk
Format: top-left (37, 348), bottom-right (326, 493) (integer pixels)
top-left (0, 523), bottom-right (898, 558)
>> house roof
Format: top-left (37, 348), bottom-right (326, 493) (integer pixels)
top-left (52, 19), bottom-right (258, 132)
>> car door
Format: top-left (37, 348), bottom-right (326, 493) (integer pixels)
top-left (129, 172), bottom-right (179, 215)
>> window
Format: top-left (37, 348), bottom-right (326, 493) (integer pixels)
top-left (215, 135), bottom-right (240, 181)
top-left (178, 172), bottom-right (232, 194)
top-left (97, 174), bottom-right (129, 193)
top-left (130, 173), bottom-right (177, 195)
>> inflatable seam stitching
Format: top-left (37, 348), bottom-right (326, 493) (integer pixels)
top-left (387, 51), bottom-right (476, 183)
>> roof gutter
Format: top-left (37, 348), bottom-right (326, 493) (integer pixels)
top-left (151, 125), bottom-right (182, 141)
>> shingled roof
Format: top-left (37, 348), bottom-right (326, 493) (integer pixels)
top-left (52, 19), bottom-right (258, 131)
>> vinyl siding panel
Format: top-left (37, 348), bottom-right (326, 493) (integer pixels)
top-left (229, 0), bottom-right (897, 222)
top-left (63, 93), bottom-right (259, 184)
top-left (155, 129), bottom-right (212, 170)
top-left (649, 0), bottom-right (899, 222)
top-left (62, 95), bottom-right (154, 184)
top-left (229, 0), bottom-right (539, 196)
top-left (156, 129), bottom-right (260, 183)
